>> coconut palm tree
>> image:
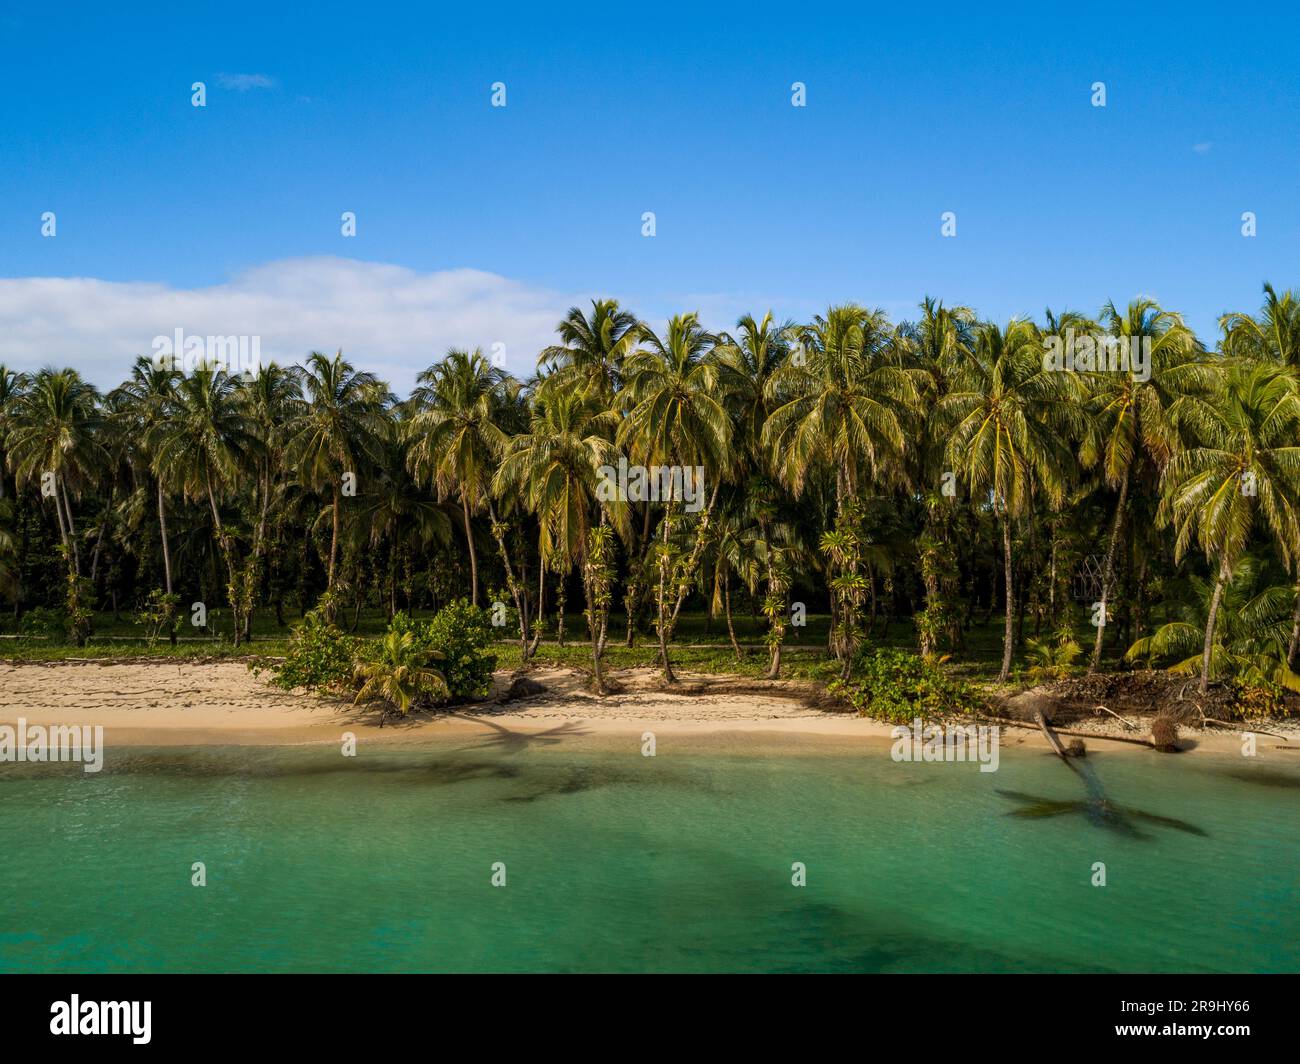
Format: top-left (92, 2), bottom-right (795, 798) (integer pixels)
top-left (6, 367), bottom-right (105, 576)
top-left (1082, 299), bottom-right (1205, 671)
top-left (1221, 283), bottom-right (1300, 664)
top-left (935, 319), bottom-right (1084, 682)
top-left (353, 629), bottom-right (449, 723)
top-left (763, 305), bottom-right (922, 670)
top-left (405, 349), bottom-right (509, 607)
top-left (1125, 556), bottom-right (1300, 691)
top-left (237, 362), bottom-right (305, 638)
top-left (494, 376), bottom-right (623, 690)
top-left (1160, 363), bottom-right (1300, 692)
top-left (619, 313), bottom-right (732, 680)
top-left (148, 364), bottom-right (257, 642)
top-left (111, 357), bottom-right (181, 596)
top-left (538, 299), bottom-right (641, 398)
top-left (287, 350), bottom-right (389, 595)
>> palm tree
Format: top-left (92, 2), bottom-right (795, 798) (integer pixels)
top-left (405, 349), bottom-right (508, 607)
top-left (763, 305), bottom-right (922, 671)
top-left (1160, 363), bottom-right (1300, 692)
top-left (494, 376), bottom-right (623, 691)
top-left (1125, 555), bottom-right (1300, 691)
top-left (0, 365), bottom-right (27, 500)
top-left (353, 630), bottom-right (449, 724)
top-left (1082, 300), bottom-right (1205, 671)
top-left (619, 313), bottom-right (732, 680)
top-left (287, 351), bottom-right (388, 595)
top-left (936, 320), bottom-right (1084, 682)
top-left (6, 367), bottom-right (105, 576)
top-left (539, 299), bottom-right (641, 398)
top-left (1221, 283), bottom-right (1300, 664)
top-left (238, 362), bottom-right (305, 638)
top-left (111, 357), bottom-right (181, 596)
top-left (148, 365), bottom-right (256, 642)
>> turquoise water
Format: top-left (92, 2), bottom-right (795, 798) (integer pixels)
top-left (1, 734), bottom-right (1297, 973)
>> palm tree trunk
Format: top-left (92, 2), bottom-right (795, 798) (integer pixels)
top-left (1201, 562), bottom-right (1229, 694)
top-left (328, 486), bottom-right (341, 590)
top-left (1089, 466), bottom-right (1130, 673)
top-left (59, 479), bottom-right (81, 575)
top-left (486, 500), bottom-right (529, 660)
top-left (157, 479), bottom-right (173, 595)
top-left (461, 494), bottom-right (479, 606)
top-left (528, 565), bottom-right (544, 658)
top-left (724, 570), bottom-right (741, 661)
top-left (657, 508), bottom-right (675, 682)
top-left (206, 478), bottom-right (241, 646)
top-left (999, 514), bottom-right (1014, 683)
top-left (1287, 576), bottom-right (1300, 669)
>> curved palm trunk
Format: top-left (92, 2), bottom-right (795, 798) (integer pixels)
top-left (59, 479), bottom-right (81, 575)
top-left (999, 514), bottom-right (1014, 683)
top-left (157, 479), bottom-right (173, 595)
top-left (461, 494), bottom-right (479, 606)
top-left (486, 500), bottom-right (530, 661)
top-left (723, 570), bottom-right (742, 661)
top-left (527, 565), bottom-right (545, 658)
top-left (1200, 562), bottom-right (1229, 695)
top-left (1089, 466), bottom-right (1130, 673)
top-left (328, 486), bottom-right (341, 591)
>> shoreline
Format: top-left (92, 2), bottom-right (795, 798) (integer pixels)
top-left (1, 660), bottom-right (1296, 758)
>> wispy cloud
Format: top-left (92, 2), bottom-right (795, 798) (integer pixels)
top-left (1193, 141), bottom-right (1213, 154)
top-left (0, 257), bottom-right (577, 392)
top-left (217, 72), bottom-right (277, 92)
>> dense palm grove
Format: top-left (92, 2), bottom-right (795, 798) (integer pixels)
top-left (2, 286), bottom-right (1299, 703)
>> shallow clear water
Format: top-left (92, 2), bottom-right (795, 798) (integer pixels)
top-left (1, 734), bottom-right (1297, 972)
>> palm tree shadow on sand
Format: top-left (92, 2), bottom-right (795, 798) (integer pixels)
top-left (448, 713), bottom-right (591, 754)
top-left (996, 759), bottom-right (1207, 840)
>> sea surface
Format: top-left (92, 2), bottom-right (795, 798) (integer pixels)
top-left (1, 732), bottom-right (1297, 972)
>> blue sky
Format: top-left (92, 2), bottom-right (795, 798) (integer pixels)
top-left (2, 1), bottom-right (1298, 387)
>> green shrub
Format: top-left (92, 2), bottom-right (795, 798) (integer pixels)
top-left (135, 590), bottom-right (181, 647)
top-left (828, 647), bottom-right (986, 722)
top-left (424, 599), bottom-right (497, 701)
top-left (264, 606), bottom-right (357, 694)
top-left (19, 606), bottom-right (66, 640)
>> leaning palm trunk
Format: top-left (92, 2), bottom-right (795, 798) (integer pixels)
top-left (1089, 467), bottom-right (1130, 673)
top-left (157, 479), bottom-right (173, 595)
top-left (1201, 562), bottom-right (1230, 695)
top-left (666, 482), bottom-right (721, 637)
top-left (999, 514), bottom-right (1014, 683)
top-left (487, 502), bottom-right (530, 662)
top-left (1287, 577), bottom-right (1300, 669)
top-left (59, 479), bottom-right (82, 576)
top-left (723, 571), bottom-right (742, 662)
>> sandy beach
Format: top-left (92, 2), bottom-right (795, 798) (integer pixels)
top-left (1, 660), bottom-right (1295, 757)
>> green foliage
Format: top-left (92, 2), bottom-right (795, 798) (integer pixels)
top-left (64, 569), bottom-right (94, 647)
top-left (135, 590), bottom-right (181, 647)
top-left (422, 598), bottom-right (497, 701)
top-left (828, 647), bottom-right (986, 723)
top-left (1022, 635), bottom-right (1083, 682)
top-left (19, 606), bottom-right (65, 640)
top-left (264, 604), bottom-right (357, 694)
top-left (353, 629), bottom-right (449, 715)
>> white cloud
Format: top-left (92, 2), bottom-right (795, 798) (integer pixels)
top-left (1193, 142), bottom-right (1213, 154)
top-left (0, 257), bottom-right (577, 392)
top-left (217, 73), bottom-right (277, 91)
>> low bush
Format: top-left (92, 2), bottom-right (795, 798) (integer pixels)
top-left (263, 606), bottom-right (357, 694)
top-left (828, 647), bottom-right (986, 723)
